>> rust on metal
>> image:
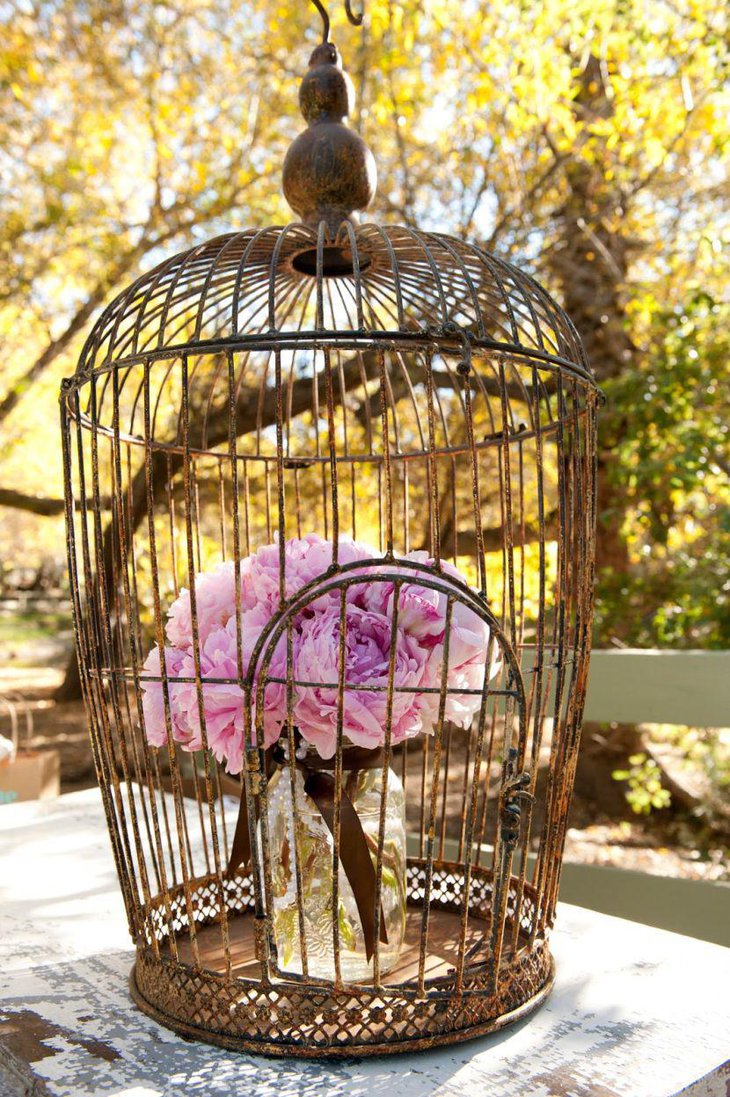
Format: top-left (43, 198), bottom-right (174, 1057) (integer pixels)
top-left (59, 3), bottom-right (599, 1059)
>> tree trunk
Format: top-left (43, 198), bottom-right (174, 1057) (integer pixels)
top-left (547, 55), bottom-right (637, 577)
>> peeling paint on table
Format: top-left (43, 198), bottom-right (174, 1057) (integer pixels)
top-left (1, 789), bottom-right (728, 1097)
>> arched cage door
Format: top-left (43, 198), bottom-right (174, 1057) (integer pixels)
top-left (239, 559), bottom-right (532, 998)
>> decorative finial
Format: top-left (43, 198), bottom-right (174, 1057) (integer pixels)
top-left (282, 34), bottom-right (376, 234)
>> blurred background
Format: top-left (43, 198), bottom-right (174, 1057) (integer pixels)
top-left (1, 1), bottom-right (728, 924)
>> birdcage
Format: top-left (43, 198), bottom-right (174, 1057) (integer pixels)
top-left (60, 1), bottom-right (600, 1059)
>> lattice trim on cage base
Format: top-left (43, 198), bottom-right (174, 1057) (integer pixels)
top-left (130, 862), bottom-right (554, 1058)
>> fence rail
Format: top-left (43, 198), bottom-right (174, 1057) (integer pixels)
top-left (584, 649), bottom-right (730, 726)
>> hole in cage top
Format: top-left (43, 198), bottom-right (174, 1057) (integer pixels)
top-left (291, 245), bottom-right (372, 277)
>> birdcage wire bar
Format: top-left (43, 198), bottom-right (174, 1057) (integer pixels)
top-left (61, 220), bottom-right (599, 1056)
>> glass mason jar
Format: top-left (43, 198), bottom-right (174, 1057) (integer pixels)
top-left (263, 749), bottom-right (407, 982)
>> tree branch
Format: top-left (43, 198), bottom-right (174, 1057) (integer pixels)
top-left (56, 349), bottom-right (379, 700)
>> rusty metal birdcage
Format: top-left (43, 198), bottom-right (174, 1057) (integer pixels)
top-left (60, 0), bottom-right (600, 1059)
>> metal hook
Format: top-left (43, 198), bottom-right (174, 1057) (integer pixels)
top-left (438, 319), bottom-right (474, 375)
top-left (310, 0), bottom-right (365, 43)
top-left (310, 0), bottom-right (331, 42)
top-left (345, 0), bottom-right (364, 27)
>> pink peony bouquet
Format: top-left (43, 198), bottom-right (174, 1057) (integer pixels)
top-left (140, 534), bottom-right (500, 773)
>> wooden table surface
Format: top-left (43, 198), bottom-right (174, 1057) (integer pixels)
top-left (1, 789), bottom-right (728, 1097)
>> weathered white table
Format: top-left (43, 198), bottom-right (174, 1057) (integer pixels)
top-left (1, 790), bottom-right (728, 1097)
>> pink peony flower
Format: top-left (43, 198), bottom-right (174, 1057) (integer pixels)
top-left (292, 603), bottom-right (429, 758)
top-left (140, 534), bottom-right (500, 771)
top-left (166, 561), bottom-right (236, 649)
top-left (362, 550), bottom-right (501, 731)
top-left (140, 644), bottom-right (188, 748)
top-left (142, 601), bottom-right (291, 774)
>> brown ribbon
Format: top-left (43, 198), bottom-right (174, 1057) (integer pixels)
top-left (227, 741), bottom-right (388, 962)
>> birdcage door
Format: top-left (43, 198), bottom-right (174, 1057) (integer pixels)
top-left (231, 557), bottom-right (531, 998)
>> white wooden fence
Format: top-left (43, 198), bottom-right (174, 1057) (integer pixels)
top-left (584, 649), bottom-right (730, 727)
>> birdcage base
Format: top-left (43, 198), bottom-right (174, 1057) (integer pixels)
top-left (130, 861), bottom-right (554, 1057)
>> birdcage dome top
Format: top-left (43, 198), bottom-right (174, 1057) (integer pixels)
top-left (74, 30), bottom-right (596, 394)
top-left (75, 221), bottom-right (594, 388)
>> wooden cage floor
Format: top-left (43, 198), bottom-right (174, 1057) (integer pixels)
top-left (165, 904), bottom-right (512, 986)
